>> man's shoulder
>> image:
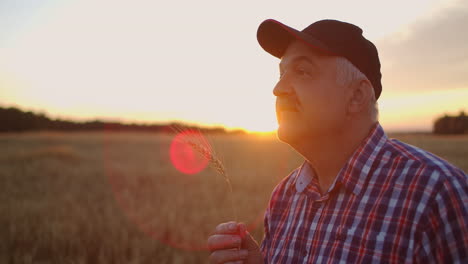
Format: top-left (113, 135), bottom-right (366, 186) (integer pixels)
top-left (383, 137), bottom-right (467, 189)
top-left (384, 137), bottom-right (464, 175)
top-left (380, 140), bottom-right (468, 263)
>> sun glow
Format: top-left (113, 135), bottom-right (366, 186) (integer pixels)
top-left (1, 0), bottom-right (466, 133)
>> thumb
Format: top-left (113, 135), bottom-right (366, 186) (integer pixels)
top-left (238, 223), bottom-right (259, 251)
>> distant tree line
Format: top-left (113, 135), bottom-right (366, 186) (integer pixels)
top-left (0, 106), bottom-right (244, 134)
top-left (433, 111), bottom-right (468, 134)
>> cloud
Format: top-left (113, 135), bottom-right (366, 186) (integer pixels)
top-left (377, 0), bottom-right (468, 93)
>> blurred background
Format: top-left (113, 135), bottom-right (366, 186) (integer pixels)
top-left (0, 0), bottom-right (467, 263)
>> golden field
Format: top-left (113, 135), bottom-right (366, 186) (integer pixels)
top-left (0, 131), bottom-right (467, 263)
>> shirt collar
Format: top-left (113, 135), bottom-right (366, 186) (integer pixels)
top-left (294, 162), bottom-right (314, 193)
top-left (335, 122), bottom-right (388, 196)
top-left (288, 123), bottom-right (388, 197)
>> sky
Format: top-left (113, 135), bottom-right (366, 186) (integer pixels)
top-left (0, 0), bottom-right (467, 132)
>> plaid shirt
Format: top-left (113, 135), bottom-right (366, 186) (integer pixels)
top-left (260, 123), bottom-right (468, 263)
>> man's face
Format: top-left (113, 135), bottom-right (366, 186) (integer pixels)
top-left (274, 40), bottom-right (347, 144)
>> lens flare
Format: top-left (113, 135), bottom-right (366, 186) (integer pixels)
top-left (103, 128), bottom-right (292, 252)
top-left (170, 130), bottom-right (210, 175)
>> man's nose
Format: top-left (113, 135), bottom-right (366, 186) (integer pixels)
top-left (273, 75), bottom-right (293, 97)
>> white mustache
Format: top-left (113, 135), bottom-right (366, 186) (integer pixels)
top-left (276, 100), bottom-right (298, 111)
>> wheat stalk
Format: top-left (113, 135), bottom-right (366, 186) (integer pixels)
top-left (170, 125), bottom-right (237, 220)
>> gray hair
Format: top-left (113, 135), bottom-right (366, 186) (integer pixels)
top-left (335, 57), bottom-right (379, 122)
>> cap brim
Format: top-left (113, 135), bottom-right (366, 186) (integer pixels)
top-left (257, 19), bottom-right (335, 58)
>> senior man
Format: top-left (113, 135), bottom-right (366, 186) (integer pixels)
top-left (207, 19), bottom-right (468, 263)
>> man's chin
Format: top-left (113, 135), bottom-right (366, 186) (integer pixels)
top-left (276, 124), bottom-right (299, 144)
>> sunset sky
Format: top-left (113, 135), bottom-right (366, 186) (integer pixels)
top-left (1, 0), bottom-right (467, 132)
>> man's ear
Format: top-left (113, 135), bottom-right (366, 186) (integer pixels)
top-left (347, 79), bottom-right (372, 115)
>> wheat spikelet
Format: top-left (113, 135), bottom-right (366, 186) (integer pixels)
top-left (170, 125), bottom-right (236, 219)
top-left (186, 141), bottom-right (226, 177)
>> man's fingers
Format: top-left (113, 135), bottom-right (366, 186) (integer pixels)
top-left (209, 249), bottom-right (249, 264)
top-left (214, 221), bottom-right (238, 234)
top-left (238, 223), bottom-right (260, 251)
top-left (207, 234), bottom-right (242, 251)
top-left (208, 222), bottom-right (262, 264)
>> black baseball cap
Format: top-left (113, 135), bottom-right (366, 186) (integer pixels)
top-left (257, 19), bottom-right (382, 99)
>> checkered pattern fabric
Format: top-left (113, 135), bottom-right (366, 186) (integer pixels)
top-left (260, 123), bottom-right (468, 263)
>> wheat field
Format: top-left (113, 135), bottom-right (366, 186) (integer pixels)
top-left (0, 131), bottom-right (467, 263)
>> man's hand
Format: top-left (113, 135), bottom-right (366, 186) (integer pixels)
top-left (207, 221), bottom-right (263, 264)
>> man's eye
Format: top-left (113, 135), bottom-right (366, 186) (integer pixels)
top-left (295, 67), bottom-right (308, 76)
top-left (279, 67), bottom-right (309, 79)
